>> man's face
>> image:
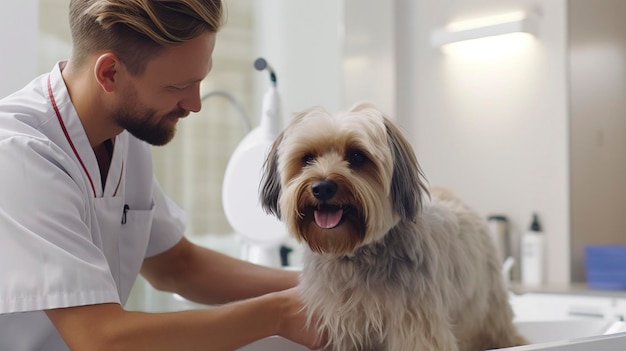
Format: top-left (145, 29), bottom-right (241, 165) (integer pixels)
top-left (114, 83), bottom-right (189, 146)
top-left (115, 30), bottom-right (216, 146)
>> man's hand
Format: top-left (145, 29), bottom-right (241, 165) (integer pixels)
top-left (273, 287), bottom-right (327, 350)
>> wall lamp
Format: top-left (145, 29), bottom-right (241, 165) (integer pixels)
top-left (430, 11), bottom-right (539, 48)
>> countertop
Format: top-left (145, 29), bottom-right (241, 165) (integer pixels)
top-left (512, 282), bottom-right (626, 299)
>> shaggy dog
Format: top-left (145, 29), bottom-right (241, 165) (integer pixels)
top-left (260, 102), bottom-right (528, 351)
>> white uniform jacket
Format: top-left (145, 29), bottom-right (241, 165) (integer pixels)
top-left (0, 62), bottom-right (186, 350)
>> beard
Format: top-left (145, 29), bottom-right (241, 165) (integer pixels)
top-left (116, 107), bottom-right (188, 146)
top-left (114, 85), bottom-right (189, 146)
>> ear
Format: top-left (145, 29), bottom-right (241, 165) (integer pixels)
top-left (259, 107), bottom-right (326, 218)
top-left (93, 53), bottom-right (123, 93)
top-left (259, 132), bottom-right (284, 218)
top-left (383, 115), bottom-right (429, 221)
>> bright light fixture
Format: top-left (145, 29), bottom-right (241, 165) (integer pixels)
top-left (431, 11), bottom-right (539, 48)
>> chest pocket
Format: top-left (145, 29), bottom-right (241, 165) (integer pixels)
top-left (94, 197), bottom-right (154, 305)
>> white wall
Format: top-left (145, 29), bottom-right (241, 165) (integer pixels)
top-left (251, 0), bottom-right (345, 125)
top-left (405, 0), bottom-right (570, 285)
top-left (0, 0), bottom-right (39, 98)
top-left (343, 0), bottom-right (395, 116)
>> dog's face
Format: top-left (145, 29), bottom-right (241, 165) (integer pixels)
top-left (260, 103), bottom-right (427, 255)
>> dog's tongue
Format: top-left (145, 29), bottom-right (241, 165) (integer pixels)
top-left (314, 207), bottom-right (343, 229)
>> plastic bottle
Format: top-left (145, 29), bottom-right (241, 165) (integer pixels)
top-left (487, 215), bottom-right (509, 263)
top-left (521, 213), bottom-right (545, 287)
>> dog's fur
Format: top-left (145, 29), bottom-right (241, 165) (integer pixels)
top-left (260, 102), bottom-right (528, 351)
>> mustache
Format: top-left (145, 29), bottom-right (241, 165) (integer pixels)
top-left (166, 108), bottom-right (190, 119)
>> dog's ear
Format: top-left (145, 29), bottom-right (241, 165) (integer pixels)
top-left (260, 108), bottom-right (320, 218)
top-left (383, 116), bottom-right (429, 221)
top-left (260, 132), bottom-right (283, 218)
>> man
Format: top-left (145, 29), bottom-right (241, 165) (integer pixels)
top-left (0, 0), bottom-right (323, 350)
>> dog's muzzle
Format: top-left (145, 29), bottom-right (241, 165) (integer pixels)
top-left (310, 180), bottom-right (345, 229)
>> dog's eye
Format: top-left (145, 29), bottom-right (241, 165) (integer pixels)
top-left (303, 154), bottom-right (315, 165)
top-left (348, 150), bottom-right (367, 166)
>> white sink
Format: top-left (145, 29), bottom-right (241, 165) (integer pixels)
top-left (237, 320), bottom-right (619, 351)
top-left (514, 319), bottom-right (613, 344)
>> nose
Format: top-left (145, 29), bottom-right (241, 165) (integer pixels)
top-left (312, 180), bottom-right (338, 201)
top-left (179, 85), bottom-right (202, 113)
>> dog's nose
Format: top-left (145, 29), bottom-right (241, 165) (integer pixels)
top-left (312, 180), bottom-right (338, 201)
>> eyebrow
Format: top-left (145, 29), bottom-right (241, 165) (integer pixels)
top-left (168, 78), bottom-right (204, 87)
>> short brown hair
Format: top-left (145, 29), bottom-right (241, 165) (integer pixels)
top-left (69, 0), bottom-right (224, 75)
